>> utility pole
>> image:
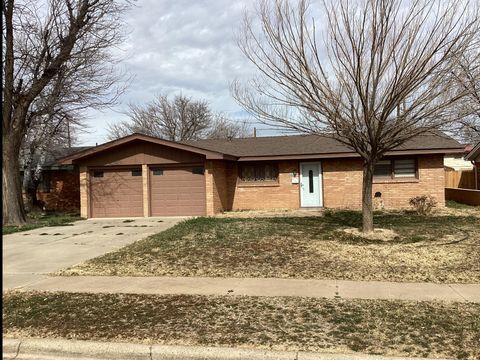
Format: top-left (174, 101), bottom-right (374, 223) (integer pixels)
top-left (66, 117), bottom-right (72, 148)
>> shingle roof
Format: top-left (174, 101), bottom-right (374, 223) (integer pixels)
top-left (184, 131), bottom-right (463, 158)
top-left (41, 146), bottom-right (92, 168)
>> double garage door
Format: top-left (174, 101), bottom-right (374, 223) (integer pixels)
top-left (90, 166), bottom-right (206, 218)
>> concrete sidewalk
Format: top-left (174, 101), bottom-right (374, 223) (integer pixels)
top-left (2, 338), bottom-right (439, 360)
top-left (6, 275), bottom-right (480, 302)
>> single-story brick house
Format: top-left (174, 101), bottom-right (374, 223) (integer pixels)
top-left (465, 141), bottom-right (480, 190)
top-left (60, 132), bottom-right (463, 218)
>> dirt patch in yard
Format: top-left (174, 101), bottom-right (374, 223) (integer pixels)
top-left (3, 291), bottom-right (479, 359)
top-left (342, 228), bottom-right (398, 241)
top-left (59, 209), bottom-right (480, 283)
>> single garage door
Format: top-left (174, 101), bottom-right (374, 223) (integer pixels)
top-left (90, 168), bottom-right (143, 218)
top-left (150, 166), bottom-right (206, 216)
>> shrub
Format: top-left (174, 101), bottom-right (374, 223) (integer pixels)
top-left (409, 195), bottom-right (438, 215)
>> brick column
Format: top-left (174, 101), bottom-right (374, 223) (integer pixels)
top-left (79, 166), bottom-right (89, 218)
top-left (142, 164), bottom-right (150, 217)
top-left (205, 160), bottom-right (215, 215)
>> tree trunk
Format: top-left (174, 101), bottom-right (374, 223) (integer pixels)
top-left (22, 170), bottom-right (40, 213)
top-left (3, 136), bottom-right (27, 225)
top-left (362, 160), bottom-right (375, 232)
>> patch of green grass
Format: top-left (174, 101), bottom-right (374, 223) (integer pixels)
top-left (446, 200), bottom-right (478, 209)
top-left (3, 291), bottom-right (479, 359)
top-left (60, 210), bottom-right (480, 283)
top-left (3, 212), bottom-right (83, 235)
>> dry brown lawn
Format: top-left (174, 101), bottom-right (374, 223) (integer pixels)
top-left (3, 291), bottom-right (479, 359)
top-left (60, 207), bottom-right (480, 283)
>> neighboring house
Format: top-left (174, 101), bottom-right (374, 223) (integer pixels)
top-left (465, 142), bottom-right (480, 190)
top-left (444, 144), bottom-right (474, 171)
top-left (23, 146), bottom-right (91, 211)
top-left (59, 132), bottom-right (464, 218)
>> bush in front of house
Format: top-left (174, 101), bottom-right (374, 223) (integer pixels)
top-left (409, 195), bottom-right (438, 215)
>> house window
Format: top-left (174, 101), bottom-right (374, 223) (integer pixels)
top-left (38, 172), bottom-right (51, 193)
top-left (151, 168), bottom-right (163, 176)
top-left (374, 158), bottom-right (417, 178)
top-left (373, 160), bottom-right (391, 177)
top-left (308, 170), bottom-right (314, 193)
top-left (93, 171), bottom-right (104, 178)
top-left (239, 163), bottom-right (279, 182)
top-left (393, 159), bottom-right (416, 177)
top-left (192, 167), bottom-right (204, 175)
top-left (131, 169), bottom-right (142, 176)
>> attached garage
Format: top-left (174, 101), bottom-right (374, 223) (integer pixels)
top-left (149, 166), bottom-right (206, 216)
top-left (90, 168), bottom-right (143, 218)
top-left (60, 134), bottom-right (234, 218)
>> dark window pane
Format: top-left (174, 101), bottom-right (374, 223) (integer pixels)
top-left (93, 171), bottom-right (104, 178)
top-left (254, 165), bottom-right (265, 181)
top-left (192, 167), bottom-right (204, 175)
top-left (240, 165), bottom-right (255, 181)
top-left (240, 163), bottom-right (278, 182)
top-left (374, 160), bottom-right (391, 177)
top-left (38, 172), bottom-right (51, 193)
top-left (394, 159), bottom-right (415, 177)
top-left (131, 169), bottom-right (142, 176)
top-left (151, 168), bottom-right (163, 176)
top-left (308, 170), bottom-right (314, 193)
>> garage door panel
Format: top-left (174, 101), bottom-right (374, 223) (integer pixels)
top-left (90, 168), bottom-right (143, 218)
top-left (150, 166), bottom-right (206, 216)
top-left (150, 189), bottom-right (205, 196)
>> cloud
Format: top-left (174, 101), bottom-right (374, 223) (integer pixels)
top-left (78, 0), bottom-right (260, 145)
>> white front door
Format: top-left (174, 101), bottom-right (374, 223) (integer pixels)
top-left (300, 162), bottom-right (323, 207)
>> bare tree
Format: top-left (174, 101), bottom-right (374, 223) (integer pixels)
top-left (108, 93), bottom-right (250, 141)
top-left (206, 114), bottom-right (250, 139)
top-left (2, 0), bottom-right (129, 225)
top-left (445, 50), bottom-right (480, 144)
top-left (232, 0), bottom-right (479, 232)
top-left (20, 35), bottom-right (127, 212)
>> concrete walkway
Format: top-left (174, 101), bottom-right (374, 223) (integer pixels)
top-left (2, 338), bottom-right (439, 360)
top-left (7, 275), bottom-right (480, 302)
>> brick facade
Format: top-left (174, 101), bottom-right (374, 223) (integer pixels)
top-left (230, 160), bottom-right (300, 211)
top-left (79, 166), bottom-right (89, 218)
top-left (205, 155), bottom-right (445, 213)
top-left (78, 154), bottom-right (446, 217)
top-left (205, 160), bottom-right (229, 215)
top-left (36, 169), bottom-right (81, 212)
top-left (323, 155), bottom-right (445, 208)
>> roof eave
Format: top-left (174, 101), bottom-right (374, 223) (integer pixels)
top-left (465, 142), bottom-right (480, 161)
top-left (237, 147), bottom-right (465, 161)
top-left (58, 134), bottom-right (233, 164)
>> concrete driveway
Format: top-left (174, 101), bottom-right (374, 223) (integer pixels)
top-left (3, 217), bottom-right (185, 289)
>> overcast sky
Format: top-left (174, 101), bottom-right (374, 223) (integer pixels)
top-left (77, 0), bottom-right (272, 146)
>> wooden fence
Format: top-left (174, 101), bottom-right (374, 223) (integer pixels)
top-left (444, 168), bottom-right (475, 189)
top-left (445, 187), bottom-right (480, 206)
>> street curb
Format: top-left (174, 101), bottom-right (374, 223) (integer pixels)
top-left (2, 338), bottom-right (442, 360)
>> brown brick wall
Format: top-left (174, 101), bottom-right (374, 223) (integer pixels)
top-left (229, 160), bottom-right (300, 211)
top-left (78, 154), bottom-right (446, 217)
top-left (205, 155), bottom-right (445, 213)
top-left (37, 169), bottom-right (80, 212)
top-left (79, 166), bottom-right (89, 218)
top-left (205, 160), bottom-right (230, 215)
top-left (323, 155), bottom-right (445, 208)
